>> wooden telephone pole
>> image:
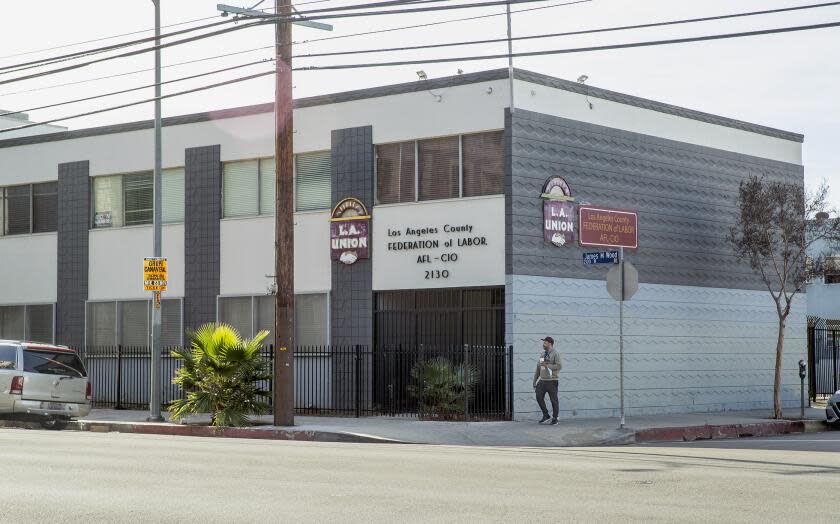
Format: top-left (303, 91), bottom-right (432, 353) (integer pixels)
top-left (274, 0), bottom-right (295, 427)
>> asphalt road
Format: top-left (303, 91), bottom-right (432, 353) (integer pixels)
top-left (0, 429), bottom-right (837, 523)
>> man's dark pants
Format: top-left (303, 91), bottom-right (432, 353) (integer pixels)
top-left (535, 380), bottom-right (559, 419)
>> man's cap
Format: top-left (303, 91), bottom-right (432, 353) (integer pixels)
top-left (541, 336), bottom-right (554, 345)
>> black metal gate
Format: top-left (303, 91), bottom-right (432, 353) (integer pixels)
top-left (808, 326), bottom-right (840, 399)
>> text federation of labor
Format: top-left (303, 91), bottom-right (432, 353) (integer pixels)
top-left (386, 224), bottom-right (483, 251)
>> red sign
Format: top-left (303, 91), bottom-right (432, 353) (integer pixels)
top-left (330, 198), bottom-right (371, 265)
top-left (542, 176), bottom-right (575, 247)
top-left (578, 206), bottom-right (638, 249)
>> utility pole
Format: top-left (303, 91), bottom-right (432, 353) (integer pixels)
top-left (274, 0), bottom-right (295, 427)
top-left (148, 0), bottom-right (164, 423)
top-left (216, 2), bottom-right (331, 428)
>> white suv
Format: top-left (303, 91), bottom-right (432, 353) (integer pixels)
top-left (0, 340), bottom-right (91, 430)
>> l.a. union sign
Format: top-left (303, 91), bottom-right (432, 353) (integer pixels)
top-left (541, 176), bottom-right (575, 247)
top-left (330, 197), bottom-right (371, 265)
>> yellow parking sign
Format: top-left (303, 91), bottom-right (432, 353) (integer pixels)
top-left (143, 257), bottom-right (168, 291)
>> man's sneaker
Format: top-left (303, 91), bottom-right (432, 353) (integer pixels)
top-left (539, 415), bottom-right (551, 424)
top-left (550, 418), bottom-right (558, 425)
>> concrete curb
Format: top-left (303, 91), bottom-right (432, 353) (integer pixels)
top-left (633, 419), bottom-right (832, 444)
top-left (0, 419), bottom-right (406, 444)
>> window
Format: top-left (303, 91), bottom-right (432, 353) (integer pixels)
top-left (295, 152), bottom-right (331, 211)
top-left (376, 142), bottom-right (415, 205)
top-left (418, 136), bottom-right (459, 201)
top-left (217, 294), bottom-right (327, 346)
top-left (222, 158), bottom-right (278, 218)
top-left (85, 299), bottom-right (183, 350)
top-left (259, 158), bottom-right (275, 215)
top-left (23, 349), bottom-right (86, 377)
top-left (0, 345), bottom-right (16, 370)
top-left (92, 170), bottom-right (183, 229)
top-left (0, 304), bottom-right (55, 342)
top-left (123, 172), bottom-right (153, 226)
top-left (375, 131), bottom-right (503, 204)
top-left (0, 182), bottom-right (58, 236)
top-left (162, 168), bottom-right (185, 223)
top-left (463, 131), bottom-right (504, 197)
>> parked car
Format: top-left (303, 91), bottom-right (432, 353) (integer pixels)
top-left (0, 340), bottom-right (91, 430)
top-left (827, 390), bottom-right (840, 426)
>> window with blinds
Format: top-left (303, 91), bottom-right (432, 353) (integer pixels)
top-left (25, 304), bottom-right (54, 342)
top-left (295, 152), bottom-right (331, 211)
top-left (86, 302), bottom-right (117, 349)
top-left (295, 293), bottom-right (328, 348)
top-left (123, 172), bottom-right (153, 226)
top-left (32, 182), bottom-right (58, 233)
top-left (462, 131), bottom-right (504, 197)
top-left (0, 189), bottom-right (5, 236)
top-left (161, 299), bottom-right (183, 347)
top-left (162, 168), bottom-right (185, 223)
top-left (223, 160), bottom-right (259, 218)
top-left (0, 305), bottom-right (25, 340)
top-left (218, 296), bottom-right (253, 338)
top-left (120, 300), bottom-right (150, 346)
top-left (259, 157), bottom-right (276, 215)
top-left (376, 142), bottom-right (415, 204)
top-left (92, 175), bottom-right (123, 228)
top-left (418, 136), bottom-right (460, 201)
top-left (255, 295), bottom-right (275, 344)
top-left (5, 185), bottom-right (31, 235)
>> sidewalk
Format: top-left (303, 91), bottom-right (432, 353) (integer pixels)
top-left (20, 407), bottom-right (825, 447)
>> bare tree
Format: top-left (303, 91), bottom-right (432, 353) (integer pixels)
top-left (729, 176), bottom-right (840, 418)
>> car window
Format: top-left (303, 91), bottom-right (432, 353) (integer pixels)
top-left (23, 350), bottom-right (87, 377)
top-left (0, 345), bottom-right (16, 370)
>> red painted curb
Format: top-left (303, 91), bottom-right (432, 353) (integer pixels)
top-left (634, 420), bottom-right (806, 443)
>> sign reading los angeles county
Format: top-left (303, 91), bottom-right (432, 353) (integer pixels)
top-left (143, 257), bottom-right (168, 291)
top-left (578, 206), bottom-right (638, 249)
top-left (541, 176), bottom-right (576, 247)
top-left (330, 197), bottom-right (371, 265)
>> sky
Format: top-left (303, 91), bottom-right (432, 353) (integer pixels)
top-left (0, 0), bottom-right (838, 205)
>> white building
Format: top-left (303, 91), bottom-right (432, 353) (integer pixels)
top-left (0, 68), bottom-right (806, 418)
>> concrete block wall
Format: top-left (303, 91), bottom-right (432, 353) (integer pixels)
top-left (505, 109), bottom-right (806, 418)
top-left (184, 145), bottom-right (221, 332)
top-left (56, 161), bottom-right (90, 351)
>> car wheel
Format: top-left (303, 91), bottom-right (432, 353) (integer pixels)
top-left (40, 417), bottom-right (69, 431)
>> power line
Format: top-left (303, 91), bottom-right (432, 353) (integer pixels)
top-left (0, 58), bottom-right (275, 118)
top-left (279, 0), bottom-right (565, 21)
top-left (0, 18), bottom-right (240, 74)
top-left (0, 69), bottom-right (277, 134)
top-left (0, 20), bottom-right (274, 87)
top-left (293, 1), bottom-right (840, 59)
top-left (0, 0), bottom-right (583, 96)
top-left (293, 20), bottom-right (840, 70)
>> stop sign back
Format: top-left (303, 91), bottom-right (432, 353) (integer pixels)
top-left (579, 206), bottom-right (638, 249)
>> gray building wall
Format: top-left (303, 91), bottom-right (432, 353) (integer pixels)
top-left (56, 161), bottom-right (90, 351)
top-left (330, 126), bottom-right (374, 348)
top-left (505, 109), bottom-right (806, 418)
top-left (184, 145), bottom-right (221, 332)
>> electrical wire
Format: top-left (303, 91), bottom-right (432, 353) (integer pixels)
top-left (293, 1), bottom-right (840, 59)
top-left (293, 20), bottom-right (840, 70)
top-left (0, 58), bottom-right (274, 118)
top-left (3, 18), bottom-right (839, 134)
top-left (0, 69), bottom-right (276, 134)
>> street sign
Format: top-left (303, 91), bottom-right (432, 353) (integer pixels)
top-left (583, 250), bottom-right (619, 265)
top-left (606, 261), bottom-right (638, 301)
top-left (579, 206), bottom-right (638, 249)
top-left (143, 257), bottom-right (168, 291)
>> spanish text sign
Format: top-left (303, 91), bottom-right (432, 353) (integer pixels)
top-left (143, 257), bottom-right (168, 291)
top-left (579, 206), bottom-right (638, 249)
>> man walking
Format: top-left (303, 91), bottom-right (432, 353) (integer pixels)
top-left (533, 336), bottom-right (562, 424)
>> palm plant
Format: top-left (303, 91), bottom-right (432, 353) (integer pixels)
top-left (408, 357), bottom-right (478, 420)
top-left (169, 323), bottom-right (272, 427)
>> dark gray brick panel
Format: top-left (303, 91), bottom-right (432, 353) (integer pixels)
top-left (506, 109), bottom-right (804, 291)
top-left (330, 126), bottom-right (373, 348)
top-left (56, 161), bottom-right (89, 351)
top-left (184, 145), bottom-right (221, 332)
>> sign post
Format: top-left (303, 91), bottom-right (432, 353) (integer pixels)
top-left (579, 205), bottom-right (638, 429)
top-left (143, 256), bottom-right (167, 420)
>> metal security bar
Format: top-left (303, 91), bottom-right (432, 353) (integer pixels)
top-left (83, 344), bottom-right (513, 420)
top-left (809, 327), bottom-right (840, 400)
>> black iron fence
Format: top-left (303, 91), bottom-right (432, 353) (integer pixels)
top-left (809, 327), bottom-right (840, 399)
top-left (82, 344), bottom-right (513, 420)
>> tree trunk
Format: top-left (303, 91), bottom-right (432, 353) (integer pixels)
top-left (773, 318), bottom-right (786, 419)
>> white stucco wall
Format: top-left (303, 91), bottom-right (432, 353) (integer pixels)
top-left (806, 281), bottom-right (840, 320)
top-left (88, 224), bottom-right (185, 301)
top-left (0, 233), bottom-right (57, 304)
